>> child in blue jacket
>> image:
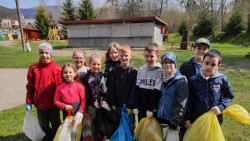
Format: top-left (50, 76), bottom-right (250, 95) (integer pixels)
top-left (157, 52), bottom-right (189, 141)
top-left (184, 49), bottom-right (234, 129)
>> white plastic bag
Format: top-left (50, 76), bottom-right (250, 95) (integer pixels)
top-left (166, 129), bottom-right (179, 141)
top-left (23, 110), bottom-right (45, 141)
top-left (54, 115), bottom-right (82, 141)
top-left (161, 125), bottom-right (179, 141)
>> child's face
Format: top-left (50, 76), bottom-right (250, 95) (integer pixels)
top-left (193, 44), bottom-right (209, 61)
top-left (63, 66), bottom-right (76, 83)
top-left (202, 56), bottom-right (220, 77)
top-left (73, 52), bottom-right (85, 69)
top-left (162, 59), bottom-right (176, 76)
top-left (109, 47), bottom-right (119, 62)
top-left (119, 51), bottom-right (131, 67)
top-left (89, 58), bottom-right (102, 74)
top-left (39, 49), bottom-right (51, 63)
top-left (143, 51), bottom-right (160, 67)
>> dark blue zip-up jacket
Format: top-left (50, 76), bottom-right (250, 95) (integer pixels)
top-left (157, 71), bottom-right (189, 126)
top-left (185, 71), bottom-right (234, 124)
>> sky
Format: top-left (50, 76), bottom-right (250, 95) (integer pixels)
top-left (0, 0), bottom-right (105, 9)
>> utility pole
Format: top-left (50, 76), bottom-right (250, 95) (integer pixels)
top-left (15, 0), bottom-right (26, 51)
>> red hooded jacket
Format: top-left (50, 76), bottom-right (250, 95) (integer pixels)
top-left (26, 61), bottom-right (62, 110)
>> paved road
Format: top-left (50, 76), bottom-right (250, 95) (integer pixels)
top-left (0, 68), bottom-right (27, 111)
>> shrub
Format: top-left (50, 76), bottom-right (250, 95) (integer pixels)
top-left (225, 11), bottom-right (245, 34)
top-left (193, 13), bottom-right (212, 36)
top-left (178, 20), bottom-right (188, 35)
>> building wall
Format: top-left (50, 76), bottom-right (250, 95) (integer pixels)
top-left (153, 24), bottom-right (163, 47)
top-left (67, 22), bottom-right (162, 48)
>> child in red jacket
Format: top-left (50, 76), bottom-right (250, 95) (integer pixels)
top-left (54, 63), bottom-right (86, 123)
top-left (25, 42), bottom-right (62, 140)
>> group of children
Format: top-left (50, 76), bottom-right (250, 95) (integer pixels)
top-left (25, 38), bottom-right (234, 141)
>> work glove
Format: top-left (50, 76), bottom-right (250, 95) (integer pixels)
top-left (133, 109), bottom-right (139, 115)
top-left (211, 106), bottom-right (221, 115)
top-left (74, 112), bottom-right (83, 125)
top-left (146, 110), bottom-right (153, 118)
top-left (25, 104), bottom-right (32, 110)
top-left (101, 101), bottom-right (111, 111)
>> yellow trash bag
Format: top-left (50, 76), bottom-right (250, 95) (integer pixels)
top-left (135, 117), bottom-right (162, 141)
top-left (222, 104), bottom-right (250, 125)
top-left (54, 113), bottom-right (82, 141)
top-left (183, 111), bottom-right (225, 141)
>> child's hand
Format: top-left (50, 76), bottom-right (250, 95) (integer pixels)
top-left (94, 100), bottom-right (100, 109)
top-left (127, 108), bottom-right (133, 115)
top-left (112, 106), bottom-right (116, 111)
top-left (65, 105), bottom-right (73, 112)
top-left (210, 106), bottom-right (221, 115)
top-left (185, 120), bottom-right (192, 128)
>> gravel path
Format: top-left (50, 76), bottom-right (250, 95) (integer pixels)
top-left (0, 68), bottom-right (27, 111)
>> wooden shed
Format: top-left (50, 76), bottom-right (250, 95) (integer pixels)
top-left (59, 16), bottom-right (167, 48)
top-left (23, 28), bottom-right (39, 41)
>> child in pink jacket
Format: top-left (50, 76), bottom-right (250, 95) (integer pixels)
top-left (54, 63), bottom-right (86, 123)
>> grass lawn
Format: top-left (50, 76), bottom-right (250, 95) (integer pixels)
top-left (0, 39), bottom-right (250, 141)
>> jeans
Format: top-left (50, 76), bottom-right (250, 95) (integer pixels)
top-left (37, 108), bottom-right (60, 141)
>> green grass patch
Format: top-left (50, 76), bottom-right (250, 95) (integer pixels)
top-left (0, 106), bottom-right (36, 141)
top-left (0, 41), bottom-right (71, 68)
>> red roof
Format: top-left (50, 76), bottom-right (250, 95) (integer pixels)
top-left (23, 28), bottom-right (38, 31)
top-left (59, 16), bottom-right (168, 26)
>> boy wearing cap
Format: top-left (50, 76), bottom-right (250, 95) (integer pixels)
top-left (157, 52), bottom-right (189, 141)
top-left (133, 43), bottom-right (162, 120)
top-left (25, 42), bottom-right (62, 140)
top-left (179, 38), bottom-right (210, 140)
top-left (180, 38), bottom-right (210, 80)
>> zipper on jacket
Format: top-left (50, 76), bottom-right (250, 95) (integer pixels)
top-left (160, 98), bottom-right (165, 117)
top-left (207, 79), bottom-right (210, 108)
top-left (160, 78), bottom-right (178, 118)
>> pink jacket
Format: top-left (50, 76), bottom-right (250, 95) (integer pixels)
top-left (54, 81), bottom-right (86, 113)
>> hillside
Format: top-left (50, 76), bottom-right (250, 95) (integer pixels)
top-left (0, 5), bottom-right (60, 21)
top-left (0, 6), bottom-right (18, 20)
top-left (11, 6), bottom-right (61, 20)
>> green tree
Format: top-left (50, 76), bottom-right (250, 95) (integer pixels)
top-left (193, 12), bottom-right (212, 36)
top-left (225, 11), bottom-right (245, 34)
top-left (61, 0), bottom-right (77, 21)
top-left (178, 20), bottom-right (188, 35)
top-left (61, 0), bottom-right (76, 39)
top-left (78, 0), bottom-right (96, 20)
top-left (35, 6), bottom-right (49, 39)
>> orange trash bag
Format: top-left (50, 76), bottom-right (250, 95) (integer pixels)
top-left (135, 117), bottom-right (162, 141)
top-left (183, 111), bottom-right (225, 141)
top-left (222, 104), bottom-right (250, 125)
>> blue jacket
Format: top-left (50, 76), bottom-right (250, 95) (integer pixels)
top-left (185, 71), bottom-right (234, 124)
top-left (157, 71), bottom-right (189, 126)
